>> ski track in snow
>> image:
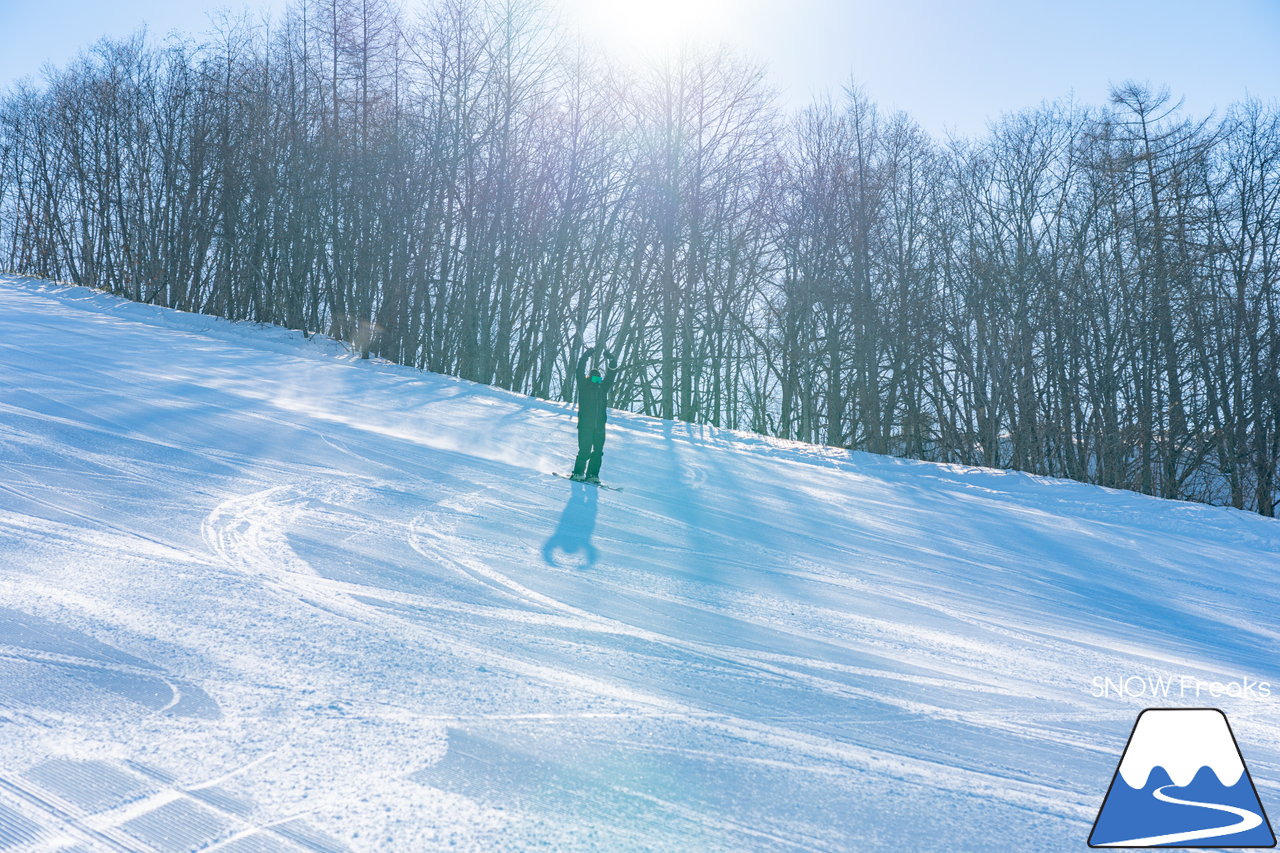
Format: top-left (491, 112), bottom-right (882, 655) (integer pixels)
top-left (1, 275), bottom-right (1279, 851)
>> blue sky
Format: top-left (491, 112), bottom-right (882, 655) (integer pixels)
top-left (1, 0), bottom-right (1277, 137)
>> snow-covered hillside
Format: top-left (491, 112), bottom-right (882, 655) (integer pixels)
top-left (1, 274), bottom-right (1278, 852)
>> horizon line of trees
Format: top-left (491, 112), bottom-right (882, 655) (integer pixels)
top-left (1, 0), bottom-right (1277, 515)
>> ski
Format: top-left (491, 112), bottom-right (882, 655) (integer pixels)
top-left (551, 472), bottom-right (623, 491)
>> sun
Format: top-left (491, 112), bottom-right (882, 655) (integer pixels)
top-left (561, 0), bottom-right (734, 57)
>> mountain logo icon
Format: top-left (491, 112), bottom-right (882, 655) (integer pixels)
top-left (1089, 708), bottom-right (1276, 847)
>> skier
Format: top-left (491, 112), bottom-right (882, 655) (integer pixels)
top-left (571, 345), bottom-right (616, 484)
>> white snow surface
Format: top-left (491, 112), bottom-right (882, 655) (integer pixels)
top-left (1117, 709), bottom-right (1244, 788)
top-left (0, 274), bottom-right (1279, 851)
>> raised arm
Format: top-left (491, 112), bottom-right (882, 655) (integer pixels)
top-left (602, 349), bottom-right (618, 389)
top-left (576, 346), bottom-right (595, 380)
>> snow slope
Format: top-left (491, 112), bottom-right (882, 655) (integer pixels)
top-left (1, 273), bottom-right (1278, 852)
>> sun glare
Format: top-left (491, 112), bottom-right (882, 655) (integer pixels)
top-left (564, 0), bottom-right (734, 57)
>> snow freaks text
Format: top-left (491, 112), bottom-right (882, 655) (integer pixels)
top-left (1092, 674), bottom-right (1272, 700)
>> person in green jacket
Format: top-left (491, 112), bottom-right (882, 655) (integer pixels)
top-left (571, 345), bottom-right (616, 483)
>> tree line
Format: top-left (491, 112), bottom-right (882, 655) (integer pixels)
top-left (1, 0), bottom-right (1277, 515)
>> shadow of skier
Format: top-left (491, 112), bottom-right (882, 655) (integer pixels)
top-left (541, 481), bottom-right (600, 567)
